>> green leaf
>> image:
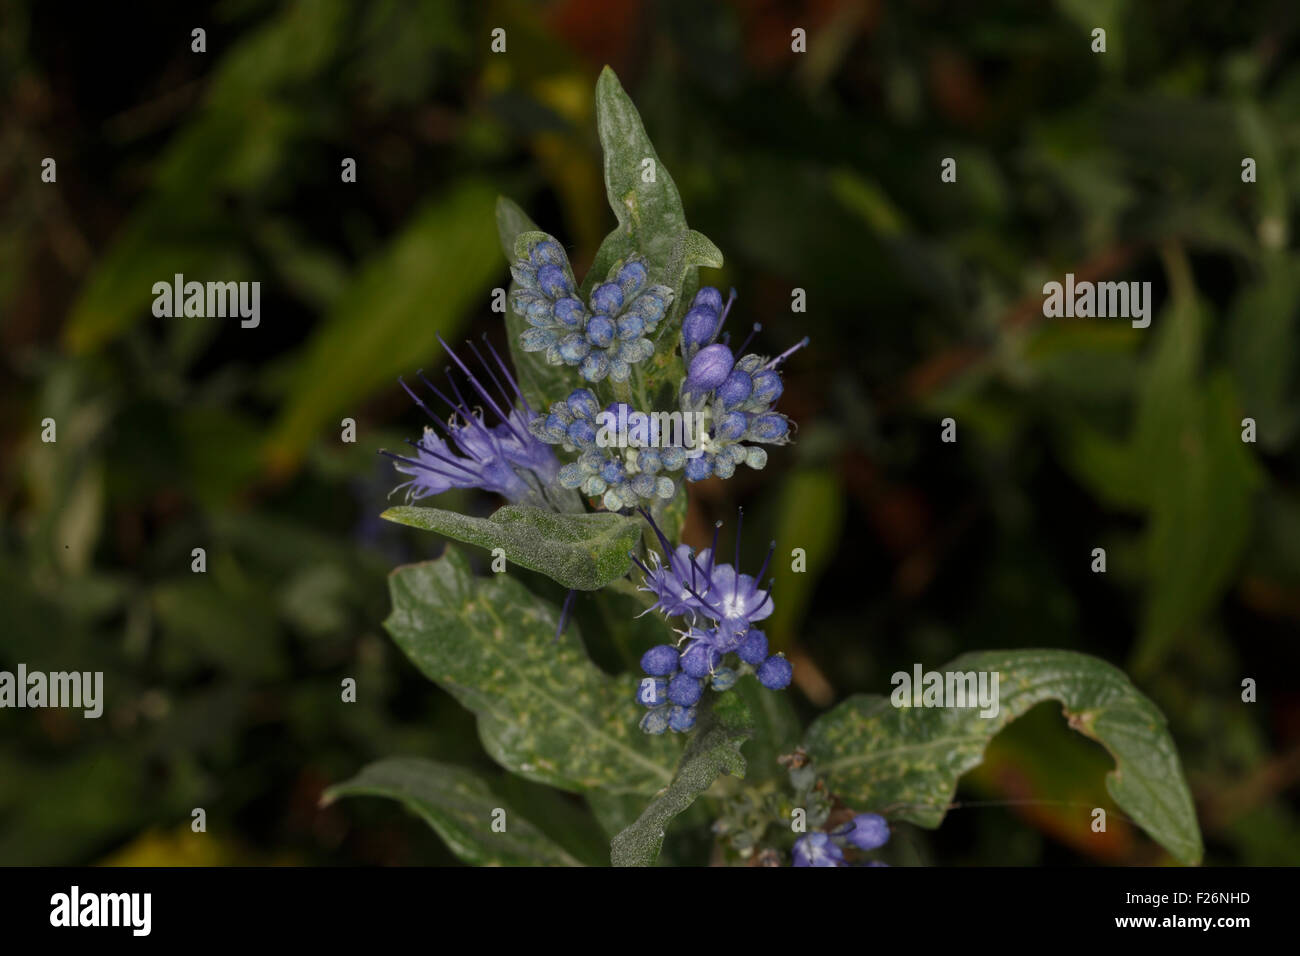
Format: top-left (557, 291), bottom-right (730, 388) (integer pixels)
top-left (804, 649), bottom-right (1204, 865)
top-left (589, 69), bottom-right (721, 331)
top-left (266, 180), bottom-right (501, 472)
top-left (323, 757), bottom-right (582, 866)
top-left (385, 548), bottom-right (679, 794)
top-left (382, 503), bottom-right (641, 591)
top-left (610, 694), bottom-right (754, 866)
top-left (590, 67), bottom-right (687, 284)
top-left (496, 197), bottom-right (577, 411)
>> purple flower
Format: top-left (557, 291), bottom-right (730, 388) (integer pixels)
top-left (630, 509), bottom-right (789, 732)
top-left (384, 336), bottom-right (560, 507)
top-left (844, 813), bottom-right (891, 851)
top-left (792, 833), bottom-right (845, 868)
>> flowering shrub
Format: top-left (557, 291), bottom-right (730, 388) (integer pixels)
top-left (326, 69), bottom-right (1203, 868)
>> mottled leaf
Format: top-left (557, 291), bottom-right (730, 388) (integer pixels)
top-left (804, 649), bottom-right (1203, 865)
top-left (381, 503), bottom-right (641, 590)
top-left (323, 757), bottom-right (581, 866)
top-left (385, 548), bottom-right (678, 794)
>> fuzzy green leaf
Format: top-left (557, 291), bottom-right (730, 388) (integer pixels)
top-left (610, 694), bottom-right (754, 866)
top-left (381, 504), bottom-right (641, 591)
top-left (323, 757), bottom-right (582, 866)
top-left (804, 649), bottom-right (1203, 865)
top-left (385, 548), bottom-right (679, 794)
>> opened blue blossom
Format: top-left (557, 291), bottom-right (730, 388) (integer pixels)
top-left (383, 336), bottom-right (560, 508)
top-left (510, 234), bottom-right (673, 383)
top-left (792, 813), bottom-right (892, 866)
top-left (631, 509), bottom-right (791, 733)
top-left (792, 832), bottom-right (845, 867)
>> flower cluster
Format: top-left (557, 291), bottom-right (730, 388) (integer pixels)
top-left (510, 235), bottom-right (672, 384)
top-left (676, 288), bottom-right (808, 483)
top-left (382, 336), bottom-right (561, 509)
top-left (792, 813), bottom-right (891, 867)
top-left (631, 510), bottom-right (792, 734)
top-left (529, 390), bottom-right (681, 511)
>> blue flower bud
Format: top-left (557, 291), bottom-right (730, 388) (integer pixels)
top-left (579, 351), bottom-right (610, 382)
top-left (718, 369), bottom-right (753, 408)
top-left (667, 673), bottom-right (703, 706)
top-left (601, 458), bottom-right (626, 484)
top-left (590, 282), bottom-right (624, 315)
top-left (554, 297), bottom-right (585, 327)
top-left (641, 644), bottom-right (680, 676)
top-left (756, 654), bottom-right (793, 690)
top-left (713, 456), bottom-right (737, 480)
top-left (684, 455), bottom-right (713, 482)
top-left (567, 388), bottom-right (598, 420)
top-left (637, 448), bottom-right (662, 473)
top-left (655, 477), bottom-right (675, 498)
top-left (668, 705), bottom-right (697, 732)
top-left (640, 708), bottom-right (670, 735)
top-left (737, 629), bottom-right (768, 665)
top-left (714, 411), bottom-right (748, 442)
top-left (617, 260), bottom-right (648, 295)
top-left (537, 264), bottom-right (569, 298)
top-left (710, 667), bottom-right (738, 692)
top-left (568, 420), bottom-right (596, 446)
top-left (617, 313), bottom-right (645, 339)
top-left (686, 344), bottom-right (734, 396)
top-left (630, 289), bottom-right (670, 330)
top-left (629, 473), bottom-right (656, 499)
top-left (681, 307), bottom-right (718, 349)
top-left (692, 287), bottom-right (724, 313)
top-left (845, 813), bottom-right (890, 851)
top-left (751, 369), bottom-right (783, 405)
top-left (558, 463), bottom-right (585, 488)
top-left (750, 413), bottom-right (789, 442)
top-left (681, 642), bottom-right (722, 678)
top-left (586, 314), bottom-right (615, 348)
top-left (636, 677), bottom-right (668, 707)
top-left (745, 446), bottom-right (768, 470)
top-left (557, 332), bottom-right (590, 364)
top-left (530, 239), bottom-right (565, 266)
top-left (660, 446), bottom-right (686, 471)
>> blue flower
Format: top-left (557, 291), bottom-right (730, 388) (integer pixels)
top-left (843, 813), bottom-right (890, 851)
top-left (510, 235), bottom-right (672, 383)
top-left (384, 336), bottom-right (561, 507)
top-left (792, 833), bottom-right (845, 868)
top-left (535, 397), bottom-right (680, 512)
top-left (673, 288), bottom-right (808, 484)
top-left (631, 509), bottom-right (791, 732)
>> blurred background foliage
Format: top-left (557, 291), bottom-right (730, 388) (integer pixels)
top-left (1, 0), bottom-right (1298, 865)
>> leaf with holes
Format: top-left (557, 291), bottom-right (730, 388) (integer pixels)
top-left (803, 649), bottom-right (1203, 865)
